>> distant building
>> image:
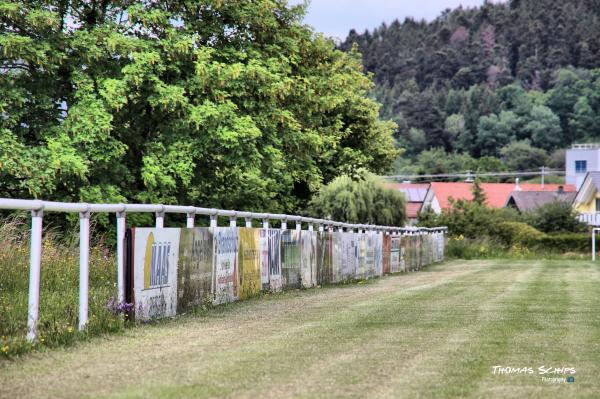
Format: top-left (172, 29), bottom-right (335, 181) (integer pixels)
top-left (572, 171), bottom-right (600, 225)
top-left (384, 183), bottom-right (428, 225)
top-left (505, 187), bottom-right (575, 213)
top-left (565, 143), bottom-right (600, 190)
top-left (422, 182), bottom-right (576, 213)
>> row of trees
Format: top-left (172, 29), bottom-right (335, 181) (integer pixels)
top-left (340, 0), bottom-right (600, 172)
top-left (0, 0), bottom-right (398, 220)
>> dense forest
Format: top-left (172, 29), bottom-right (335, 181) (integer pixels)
top-left (340, 0), bottom-right (600, 175)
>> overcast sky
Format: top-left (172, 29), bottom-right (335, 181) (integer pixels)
top-left (290, 0), bottom-right (490, 40)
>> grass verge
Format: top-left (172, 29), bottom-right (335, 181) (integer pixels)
top-left (0, 215), bottom-right (124, 357)
top-left (1, 259), bottom-right (598, 399)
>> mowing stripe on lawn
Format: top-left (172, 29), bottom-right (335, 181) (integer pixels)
top-left (0, 260), bottom-right (598, 399)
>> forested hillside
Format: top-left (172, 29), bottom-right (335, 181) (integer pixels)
top-left (340, 0), bottom-right (600, 175)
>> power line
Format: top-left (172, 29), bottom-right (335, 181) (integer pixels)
top-left (381, 168), bottom-right (564, 181)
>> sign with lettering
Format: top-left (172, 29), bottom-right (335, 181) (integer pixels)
top-left (260, 229), bottom-right (282, 292)
top-left (133, 228), bottom-right (180, 320)
top-left (213, 227), bottom-right (238, 304)
top-left (343, 232), bottom-right (359, 281)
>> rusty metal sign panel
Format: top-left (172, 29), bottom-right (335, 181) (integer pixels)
top-left (177, 228), bottom-right (213, 312)
top-left (383, 234), bottom-right (391, 275)
top-left (301, 231), bottom-right (317, 288)
top-left (317, 231), bottom-right (333, 284)
top-left (281, 230), bottom-right (301, 288)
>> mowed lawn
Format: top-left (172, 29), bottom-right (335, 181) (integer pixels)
top-left (1, 259), bottom-right (599, 399)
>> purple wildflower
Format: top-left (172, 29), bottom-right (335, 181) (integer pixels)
top-left (105, 297), bottom-right (134, 315)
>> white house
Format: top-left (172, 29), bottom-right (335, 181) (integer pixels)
top-left (565, 143), bottom-right (600, 190)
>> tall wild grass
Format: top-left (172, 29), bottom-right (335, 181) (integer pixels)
top-left (0, 214), bottom-right (124, 358)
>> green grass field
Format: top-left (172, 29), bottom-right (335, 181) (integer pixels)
top-left (1, 259), bottom-right (599, 398)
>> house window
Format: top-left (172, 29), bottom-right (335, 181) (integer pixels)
top-left (575, 160), bottom-right (587, 173)
top-left (596, 198), bottom-right (600, 213)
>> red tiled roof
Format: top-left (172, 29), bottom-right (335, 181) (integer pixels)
top-left (429, 182), bottom-right (577, 210)
top-left (406, 202), bottom-right (422, 219)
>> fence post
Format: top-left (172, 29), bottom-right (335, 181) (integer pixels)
top-left (308, 223), bottom-right (314, 232)
top-left (79, 210), bottom-right (90, 331)
top-left (210, 214), bottom-right (218, 228)
top-left (296, 220), bottom-right (302, 231)
top-left (229, 213), bottom-right (237, 227)
top-left (245, 217), bottom-right (252, 228)
top-left (281, 218), bottom-right (287, 230)
top-left (593, 228), bottom-right (596, 261)
top-left (186, 212), bottom-right (195, 228)
top-left (262, 218), bottom-right (269, 229)
top-left (116, 210), bottom-right (126, 304)
top-left (155, 210), bottom-right (164, 228)
top-left (27, 209), bottom-right (44, 342)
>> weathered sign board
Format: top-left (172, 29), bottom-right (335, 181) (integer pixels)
top-left (128, 227), bottom-right (444, 321)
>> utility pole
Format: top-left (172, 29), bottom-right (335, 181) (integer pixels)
top-left (541, 166), bottom-right (545, 188)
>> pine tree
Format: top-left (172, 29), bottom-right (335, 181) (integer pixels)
top-left (472, 179), bottom-right (487, 205)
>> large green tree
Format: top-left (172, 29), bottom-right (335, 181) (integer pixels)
top-left (0, 0), bottom-right (397, 216)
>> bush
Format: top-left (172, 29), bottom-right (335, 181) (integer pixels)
top-left (495, 221), bottom-right (544, 247)
top-left (419, 199), bottom-right (520, 239)
top-left (446, 237), bottom-right (510, 259)
top-left (524, 201), bottom-right (587, 233)
top-left (419, 186), bottom-right (591, 258)
top-left (533, 233), bottom-right (591, 253)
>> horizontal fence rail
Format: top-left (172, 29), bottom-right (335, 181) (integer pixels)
top-left (0, 198), bottom-right (447, 341)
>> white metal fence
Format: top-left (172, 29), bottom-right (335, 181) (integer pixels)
top-left (0, 198), bottom-right (447, 341)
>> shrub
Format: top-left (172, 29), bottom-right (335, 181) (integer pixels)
top-left (524, 201), bottom-right (587, 233)
top-left (446, 237), bottom-right (509, 259)
top-left (532, 233), bottom-right (591, 253)
top-left (495, 221), bottom-right (544, 247)
top-left (419, 199), bottom-right (520, 238)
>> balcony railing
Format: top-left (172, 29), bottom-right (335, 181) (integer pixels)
top-left (578, 213), bottom-right (600, 226)
top-left (571, 143), bottom-right (600, 149)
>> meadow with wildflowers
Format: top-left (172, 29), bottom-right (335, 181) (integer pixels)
top-left (0, 215), bottom-right (124, 358)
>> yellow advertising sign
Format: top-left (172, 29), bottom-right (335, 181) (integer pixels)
top-left (238, 228), bottom-right (261, 299)
top-left (144, 232), bottom-right (154, 289)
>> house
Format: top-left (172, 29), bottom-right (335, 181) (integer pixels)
top-left (572, 171), bottom-right (600, 225)
top-left (505, 188), bottom-right (575, 213)
top-left (422, 182), bottom-right (577, 214)
top-left (384, 183), bottom-right (429, 225)
top-left (566, 143), bottom-right (600, 190)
